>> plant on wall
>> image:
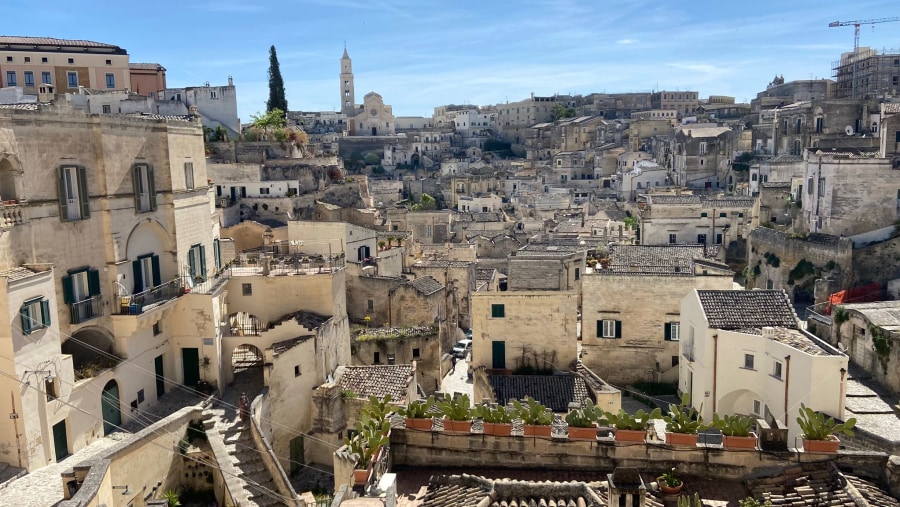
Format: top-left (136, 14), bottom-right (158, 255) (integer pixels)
top-left (869, 324), bottom-right (893, 374)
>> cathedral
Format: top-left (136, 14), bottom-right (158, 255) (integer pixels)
top-left (340, 47), bottom-right (397, 136)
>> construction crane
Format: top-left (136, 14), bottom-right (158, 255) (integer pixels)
top-left (828, 17), bottom-right (900, 54)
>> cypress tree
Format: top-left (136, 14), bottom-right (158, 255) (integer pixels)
top-left (266, 45), bottom-right (288, 113)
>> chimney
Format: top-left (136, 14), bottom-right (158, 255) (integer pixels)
top-left (607, 468), bottom-right (646, 507)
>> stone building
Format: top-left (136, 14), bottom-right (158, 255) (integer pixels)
top-left (410, 260), bottom-right (475, 330)
top-left (671, 124), bottom-right (736, 189)
top-left (128, 62), bottom-right (166, 97)
top-left (580, 245), bottom-right (733, 385)
top-left (159, 79), bottom-right (240, 139)
top-left (650, 90), bottom-right (699, 117)
top-left (679, 289), bottom-right (848, 443)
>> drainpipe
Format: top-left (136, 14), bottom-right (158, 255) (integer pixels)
top-left (783, 355), bottom-right (791, 426)
top-left (839, 367), bottom-right (847, 420)
top-left (712, 334), bottom-right (718, 414)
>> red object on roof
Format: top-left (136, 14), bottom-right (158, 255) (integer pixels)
top-left (825, 283), bottom-right (882, 314)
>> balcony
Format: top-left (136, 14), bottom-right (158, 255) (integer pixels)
top-left (113, 278), bottom-right (183, 316)
top-left (682, 346), bottom-right (695, 362)
top-left (0, 201), bottom-right (25, 229)
top-left (69, 295), bottom-right (103, 324)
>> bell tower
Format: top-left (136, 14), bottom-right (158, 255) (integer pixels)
top-left (340, 45), bottom-right (355, 115)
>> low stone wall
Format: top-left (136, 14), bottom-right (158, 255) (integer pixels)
top-left (389, 428), bottom-right (890, 483)
top-left (250, 393), bottom-right (302, 506)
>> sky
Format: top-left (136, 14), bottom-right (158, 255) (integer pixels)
top-left (5, 0), bottom-right (900, 121)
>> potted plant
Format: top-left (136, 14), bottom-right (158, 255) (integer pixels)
top-left (797, 403), bottom-right (856, 453)
top-left (437, 393), bottom-right (472, 433)
top-left (400, 396), bottom-right (435, 431)
top-left (565, 400), bottom-right (602, 440)
top-left (713, 413), bottom-right (758, 450)
top-left (475, 404), bottom-right (513, 436)
top-left (664, 394), bottom-right (710, 446)
top-left (657, 467), bottom-right (683, 495)
top-left (512, 397), bottom-right (553, 437)
top-left (345, 415), bottom-right (390, 485)
top-left (605, 407), bottom-right (662, 443)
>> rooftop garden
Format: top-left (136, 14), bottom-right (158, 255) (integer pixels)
top-left (355, 325), bottom-right (438, 342)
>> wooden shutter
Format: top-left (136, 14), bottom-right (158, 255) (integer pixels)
top-left (57, 166), bottom-right (68, 220)
top-left (132, 259), bottom-right (143, 293)
top-left (615, 320), bottom-right (622, 338)
top-left (20, 304), bottom-right (32, 335)
top-left (132, 165), bottom-right (141, 211)
top-left (76, 166), bottom-right (90, 218)
top-left (40, 300), bottom-right (51, 327)
top-left (148, 166), bottom-right (157, 211)
top-left (199, 245), bottom-right (207, 279)
top-left (151, 254), bottom-right (161, 287)
top-left (88, 269), bottom-right (101, 296)
top-left (664, 322), bottom-right (672, 341)
top-left (187, 248), bottom-right (196, 278)
top-left (597, 320), bottom-right (603, 338)
top-left (213, 238), bottom-right (221, 269)
top-left (62, 275), bottom-right (75, 304)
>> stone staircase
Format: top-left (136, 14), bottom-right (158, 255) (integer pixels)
top-left (202, 371), bottom-right (286, 507)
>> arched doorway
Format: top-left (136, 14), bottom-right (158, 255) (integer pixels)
top-left (101, 380), bottom-right (122, 435)
top-left (228, 312), bottom-right (263, 336)
top-left (410, 154), bottom-right (420, 167)
top-left (63, 327), bottom-right (117, 380)
top-left (232, 344), bottom-right (264, 374)
top-left (0, 156), bottom-right (21, 203)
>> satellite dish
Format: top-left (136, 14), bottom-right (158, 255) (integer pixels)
top-left (844, 125), bottom-right (855, 136)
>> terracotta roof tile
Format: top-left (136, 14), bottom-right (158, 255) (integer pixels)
top-left (697, 290), bottom-right (799, 330)
top-left (488, 375), bottom-right (590, 412)
top-left (337, 365), bottom-right (414, 402)
top-left (408, 276), bottom-right (444, 296)
top-left (0, 36), bottom-right (122, 49)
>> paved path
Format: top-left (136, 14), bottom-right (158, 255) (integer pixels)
top-left (439, 355), bottom-right (473, 399)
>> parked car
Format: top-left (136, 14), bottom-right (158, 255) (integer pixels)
top-left (452, 339), bottom-right (472, 358)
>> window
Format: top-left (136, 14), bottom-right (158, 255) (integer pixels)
top-left (815, 117), bottom-right (823, 133)
top-left (669, 233), bottom-right (677, 244)
top-left (66, 71), bottom-right (78, 88)
top-left (6, 71), bottom-right (16, 86)
top-left (766, 279), bottom-right (774, 290)
top-left (367, 299), bottom-right (374, 311)
top-left (132, 253), bottom-right (161, 293)
top-left (20, 297), bottom-right (51, 334)
top-left (700, 212), bottom-right (708, 218)
top-left (491, 304), bottom-right (505, 318)
top-left (42, 71), bottom-right (51, 84)
top-left (818, 177), bottom-right (825, 195)
top-left (102, 105), bottom-right (111, 114)
top-left (719, 212), bottom-right (727, 218)
top-left (153, 322), bottom-right (161, 335)
top-left (62, 267), bottom-right (101, 322)
top-left (188, 244), bottom-right (206, 281)
top-left (67, 57), bottom-right (74, 64)
top-left (104, 73), bottom-right (115, 89)
top-left (773, 360), bottom-right (783, 379)
top-left (242, 283), bottom-right (252, 296)
top-left (259, 187), bottom-right (270, 195)
top-left (41, 57), bottom-right (48, 63)
top-left (574, 268), bottom-right (580, 280)
top-left (132, 164), bottom-right (157, 212)
top-left (412, 348), bottom-right (420, 359)
top-left (664, 322), bottom-right (680, 341)
top-left (672, 356), bottom-right (679, 367)
top-left (716, 233), bottom-right (723, 245)
top-left (294, 365), bottom-right (301, 377)
top-left (598, 319), bottom-right (621, 338)
top-left (213, 238), bottom-right (222, 270)
top-left (57, 165), bottom-right (90, 221)
top-left (753, 399), bottom-right (762, 416)
top-left (23, 71), bottom-right (34, 87)
top-left (697, 234), bottom-right (707, 244)
top-left (210, 91), bottom-right (217, 99)
top-left (184, 162), bottom-right (195, 190)
top-left (373, 352), bottom-right (380, 364)
top-left (743, 354), bottom-right (755, 370)
top-left (45, 376), bottom-right (58, 401)
top-left (698, 142), bottom-right (707, 155)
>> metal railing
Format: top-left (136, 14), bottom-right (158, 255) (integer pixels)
top-left (69, 295), bottom-right (103, 324)
top-left (113, 278), bottom-right (182, 315)
top-left (190, 265), bottom-right (232, 294)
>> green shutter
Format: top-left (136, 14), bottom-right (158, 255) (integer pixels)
top-left (597, 320), bottom-right (603, 338)
top-left (132, 259), bottom-right (143, 293)
top-left (40, 300), bottom-right (51, 327)
top-left (87, 269), bottom-right (101, 296)
top-left (132, 165), bottom-right (141, 211)
top-left (57, 166), bottom-right (68, 220)
top-left (615, 320), bottom-right (622, 338)
top-left (62, 275), bottom-right (75, 304)
top-left (151, 254), bottom-right (161, 287)
top-left (664, 322), bottom-right (672, 341)
top-left (76, 166), bottom-right (90, 218)
top-left (187, 248), bottom-right (196, 278)
top-left (213, 238), bottom-right (221, 269)
top-left (148, 166), bottom-right (157, 211)
top-left (20, 304), bottom-right (32, 335)
top-left (199, 245), bottom-right (207, 279)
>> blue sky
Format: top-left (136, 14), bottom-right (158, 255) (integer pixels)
top-left (5, 0), bottom-right (900, 120)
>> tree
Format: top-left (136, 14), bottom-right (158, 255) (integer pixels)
top-left (552, 103), bottom-right (575, 121)
top-left (249, 108), bottom-right (286, 140)
top-left (267, 45), bottom-right (288, 113)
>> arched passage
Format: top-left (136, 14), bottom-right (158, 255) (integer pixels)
top-left (228, 312), bottom-right (263, 336)
top-left (63, 327), bottom-right (117, 379)
top-left (0, 156), bottom-right (22, 203)
top-left (231, 344), bottom-right (264, 374)
top-left (101, 380), bottom-right (122, 435)
top-left (716, 388), bottom-right (762, 417)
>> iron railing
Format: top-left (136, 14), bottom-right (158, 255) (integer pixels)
top-left (113, 278), bottom-right (182, 315)
top-left (69, 295), bottom-right (103, 324)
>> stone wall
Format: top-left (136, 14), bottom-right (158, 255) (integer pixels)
top-left (250, 393), bottom-right (301, 506)
top-left (852, 235), bottom-right (900, 286)
top-left (353, 333), bottom-right (443, 394)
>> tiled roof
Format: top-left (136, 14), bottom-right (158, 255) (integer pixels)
top-left (761, 181), bottom-right (792, 188)
top-left (271, 335), bottom-right (315, 355)
top-left (421, 475), bottom-right (606, 507)
top-left (701, 197), bottom-right (755, 208)
top-left (0, 36), bottom-right (121, 49)
top-left (124, 112), bottom-right (195, 122)
top-left (747, 462), bottom-right (900, 507)
top-left (647, 194), bottom-right (701, 205)
top-left (413, 260), bottom-right (472, 268)
top-left (488, 375), bottom-right (590, 412)
top-left (475, 268), bottom-right (497, 281)
top-left (336, 365), bottom-right (414, 402)
top-left (763, 327), bottom-right (835, 356)
top-left (128, 62), bottom-right (165, 71)
top-left (697, 290), bottom-right (799, 330)
top-left (0, 103), bottom-right (39, 111)
top-left (0, 267), bottom-right (39, 281)
top-left (609, 244), bottom-right (715, 268)
top-left (883, 103), bottom-right (900, 114)
top-left (408, 276), bottom-right (444, 296)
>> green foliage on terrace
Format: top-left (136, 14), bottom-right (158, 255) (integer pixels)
top-left (356, 325), bottom-right (438, 342)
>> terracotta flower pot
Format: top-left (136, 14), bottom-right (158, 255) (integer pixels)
top-left (484, 423), bottom-right (512, 436)
top-left (568, 425), bottom-right (598, 440)
top-left (665, 432), bottom-right (699, 446)
top-left (353, 466), bottom-right (371, 485)
top-left (802, 436), bottom-right (840, 453)
top-left (443, 418), bottom-right (472, 433)
top-left (523, 424), bottom-right (552, 437)
top-left (614, 429), bottom-right (646, 443)
top-left (658, 479), bottom-right (683, 495)
top-left (405, 417), bottom-right (432, 431)
top-left (723, 433), bottom-right (758, 450)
